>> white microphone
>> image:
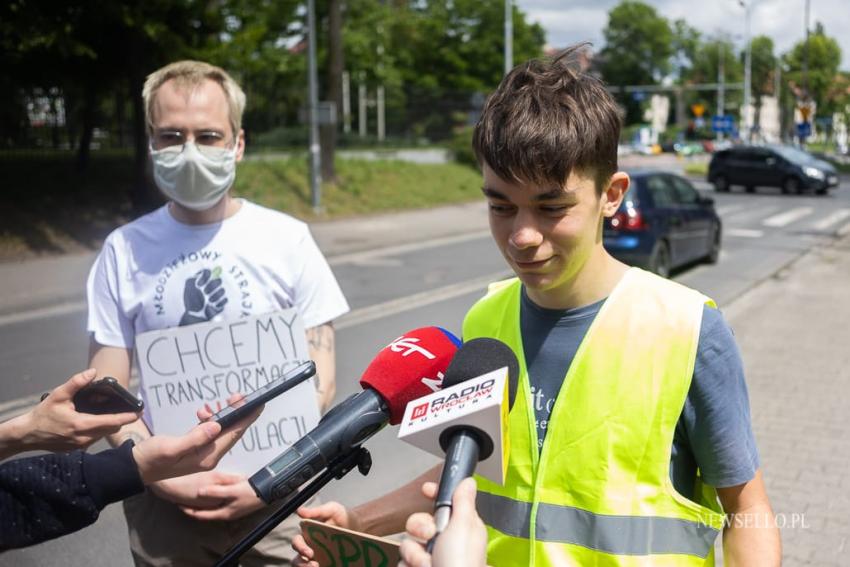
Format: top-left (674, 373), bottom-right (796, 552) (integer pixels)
top-left (397, 338), bottom-right (519, 538)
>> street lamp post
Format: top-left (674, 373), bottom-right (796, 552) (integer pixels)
top-left (738, 0), bottom-right (753, 142)
top-left (307, 0), bottom-right (322, 213)
top-left (505, 0), bottom-right (513, 75)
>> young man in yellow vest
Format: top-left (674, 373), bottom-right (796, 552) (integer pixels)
top-left (293, 47), bottom-right (781, 566)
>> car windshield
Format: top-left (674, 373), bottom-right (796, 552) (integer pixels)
top-left (770, 145), bottom-right (816, 164)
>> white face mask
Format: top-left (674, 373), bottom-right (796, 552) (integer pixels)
top-left (150, 141), bottom-right (237, 211)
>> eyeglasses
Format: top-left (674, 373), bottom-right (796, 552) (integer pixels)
top-left (151, 129), bottom-right (235, 154)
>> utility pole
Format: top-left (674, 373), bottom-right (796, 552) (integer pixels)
top-left (803, 0), bottom-right (810, 100)
top-left (307, 0), bottom-right (321, 212)
top-left (717, 41), bottom-right (726, 140)
top-left (739, 0), bottom-right (753, 142)
top-left (504, 0), bottom-right (513, 75)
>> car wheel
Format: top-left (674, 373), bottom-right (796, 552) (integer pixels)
top-left (782, 176), bottom-right (800, 194)
top-left (650, 241), bottom-right (672, 278)
top-left (706, 225), bottom-right (721, 265)
top-left (816, 186), bottom-right (828, 196)
top-left (713, 175), bottom-right (729, 192)
top-left (745, 185), bottom-right (756, 193)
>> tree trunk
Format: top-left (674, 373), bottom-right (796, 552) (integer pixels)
top-left (129, 71), bottom-right (160, 216)
top-left (75, 82), bottom-right (96, 172)
top-left (320, 0), bottom-right (343, 183)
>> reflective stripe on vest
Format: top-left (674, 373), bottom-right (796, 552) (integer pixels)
top-left (478, 491), bottom-right (719, 557)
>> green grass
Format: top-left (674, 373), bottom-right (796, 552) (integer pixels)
top-left (683, 161), bottom-right (708, 176)
top-left (234, 158), bottom-right (483, 220)
top-left (1, 152), bottom-right (484, 259)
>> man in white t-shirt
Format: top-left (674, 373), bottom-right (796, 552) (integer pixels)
top-left (86, 60), bottom-right (349, 566)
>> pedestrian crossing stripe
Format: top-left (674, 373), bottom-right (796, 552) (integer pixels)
top-left (762, 207), bottom-right (814, 227)
top-left (810, 209), bottom-right (850, 231)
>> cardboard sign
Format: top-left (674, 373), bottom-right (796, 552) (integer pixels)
top-left (300, 520), bottom-right (400, 567)
top-left (135, 309), bottom-right (320, 475)
top-left (398, 367), bottom-right (510, 485)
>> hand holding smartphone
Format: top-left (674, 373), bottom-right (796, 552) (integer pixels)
top-left (209, 361), bottom-right (316, 429)
top-left (73, 377), bottom-right (145, 415)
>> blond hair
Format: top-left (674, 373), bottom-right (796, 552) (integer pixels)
top-left (142, 60), bottom-right (246, 136)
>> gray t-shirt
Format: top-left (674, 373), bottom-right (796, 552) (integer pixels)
top-left (520, 287), bottom-right (759, 501)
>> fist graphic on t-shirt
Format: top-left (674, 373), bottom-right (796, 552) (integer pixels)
top-left (179, 268), bottom-right (228, 326)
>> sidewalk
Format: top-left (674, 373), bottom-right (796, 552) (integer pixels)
top-left (723, 232), bottom-right (850, 566)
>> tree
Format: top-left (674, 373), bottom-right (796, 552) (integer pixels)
top-left (684, 38), bottom-right (743, 116)
top-left (748, 35), bottom-right (776, 131)
top-left (670, 19), bottom-right (701, 81)
top-left (598, 0), bottom-right (674, 123)
top-left (783, 22), bottom-right (842, 115)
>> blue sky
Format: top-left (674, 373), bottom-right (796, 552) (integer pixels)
top-left (516, 0), bottom-right (850, 70)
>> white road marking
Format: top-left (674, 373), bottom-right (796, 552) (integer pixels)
top-left (811, 209), bottom-right (850, 231)
top-left (327, 230), bottom-right (491, 266)
top-left (336, 270), bottom-right (511, 331)
top-left (725, 205), bottom-right (779, 223)
top-left (0, 300), bottom-right (88, 327)
top-left (0, 271), bottom-right (511, 420)
top-left (726, 228), bottom-right (765, 238)
top-left (838, 222), bottom-right (850, 236)
top-left (762, 207), bottom-right (814, 228)
top-left (716, 204), bottom-right (748, 216)
top-left (0, 231), bottom-right (495, 328)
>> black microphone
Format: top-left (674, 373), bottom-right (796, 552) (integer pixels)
top-left (430, 338), bottom-right (519, 542)
top-left (249, 327), bottom-right (460, 503)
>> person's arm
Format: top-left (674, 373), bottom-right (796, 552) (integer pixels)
top-left (306, 322), bottom-right (337, 412)
top-left (399, 478), bottom-right (488, 567)
top-left (0, 398), bottom-right (261, 550)
top-left (717, 470), bottom-right (781, 566)
top-left (293, 465), bottom-right (441, 566)
top-left (0, 368), bottom-right (140, 460)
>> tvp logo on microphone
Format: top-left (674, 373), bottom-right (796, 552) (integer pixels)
top-left (398, 367), bottom-right (510, 485)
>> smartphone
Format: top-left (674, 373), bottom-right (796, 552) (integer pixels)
top-left (210, 361), bottom-right (316, 429)
top-left (73, 377), bottom-right (145, 414)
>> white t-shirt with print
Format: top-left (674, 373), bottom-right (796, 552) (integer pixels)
top-left (86, 200), bottom-right (350, 428)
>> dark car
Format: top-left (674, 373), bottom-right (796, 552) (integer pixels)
top-left (604, 171), bottom-right (721, 277)
top-left (707, 144), bottom-right (839, 195)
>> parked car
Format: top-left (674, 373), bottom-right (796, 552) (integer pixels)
top-left (707, 144), bottom-right (839, 195)
top-left (604, 171), bottom-right (721, 277)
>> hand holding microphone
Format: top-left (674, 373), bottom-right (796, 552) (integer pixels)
top-left (400, 478), bottom-right (488, 567)
top-left (397, 337), bottom-right (519, 549)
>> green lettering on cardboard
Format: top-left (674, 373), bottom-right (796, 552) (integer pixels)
top-left (306, 525), bottom-right (336, 567)
top-left (362, 539), bottom-right (389, 567)
top-left (332, 533), bottom-right (362, 566)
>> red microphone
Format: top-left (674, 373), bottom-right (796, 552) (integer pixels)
top-left (360, 326), bottom-right (461, 424)
top-left (250, 326), bottom-right (460, 503)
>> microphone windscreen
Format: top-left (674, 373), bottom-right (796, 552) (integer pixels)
top-left (360, 326), bottom-right (461, 424)
top-left (442, 338), bottom-right (519, 409)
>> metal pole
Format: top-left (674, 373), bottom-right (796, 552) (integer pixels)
top-left (307, 0), bottom-right (322, 212)
top-left (342, 71), bottom-right (351, 134)
top-left (377, 86), bottom-right (385, 142)
top-left (358, 81), bottom-right (367, 138)
top-left (740, 0), bottom-right (752, 142)
top-left (803, 0), bottom-right (810, 100)
top-left (504, 0), bottom-right (513, 75)
top-left (717, 41), bottom-right (725, 141)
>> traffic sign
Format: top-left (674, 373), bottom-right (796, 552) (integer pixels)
top-left (711, 115), bottom-right (735, 134)
top-left (691, 103), bottom-right (706, 118)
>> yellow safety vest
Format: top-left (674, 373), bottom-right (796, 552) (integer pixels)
top-left (462, 268), bottom-right (727, 566)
